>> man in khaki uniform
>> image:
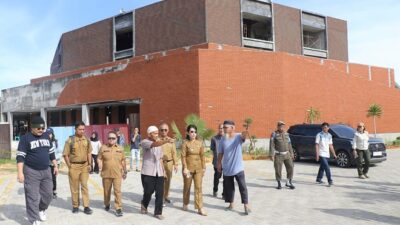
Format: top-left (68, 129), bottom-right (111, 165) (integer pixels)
top-left (98, 131), bottom-right (127, 217)
top-left (269, 121), bottom-right (295, 190)
top-left (63, 122), bottom-right (93, 214)
top-left (159, 123), bottom-right (178, 205)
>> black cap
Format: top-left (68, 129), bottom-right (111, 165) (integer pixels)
top-left (223, 120), bottom-right (235, 126)
top-left (31, 116), bottom-right (45, 128)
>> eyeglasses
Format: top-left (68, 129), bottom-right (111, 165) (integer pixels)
top-left (189, 130), bottom-right (197, 134)
top-left (160, 129), bottom-right (168, 132)
top-left (108, 137), bottom-right (117, 140)
top-left (34, 127), bottom-right (46, 131)
top-left (223, 126), bottom-right (230, 129)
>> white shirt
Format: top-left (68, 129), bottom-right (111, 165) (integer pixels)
top-left (90, 141), bottom-right (102, 155)
top-left (352, 131), bottom-right (369, 150)
top-left (315, 131), bottom-right (333, 158)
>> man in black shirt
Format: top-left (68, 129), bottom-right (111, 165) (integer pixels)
top-left (16, 116), bottom-right (58, 225)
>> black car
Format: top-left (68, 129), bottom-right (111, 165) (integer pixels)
top-left (287, 124), bottom-right (387, 168)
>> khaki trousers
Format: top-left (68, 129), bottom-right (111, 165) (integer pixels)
top-left (68, 163), bottom-right (90, 207)
top-left (163, 161), bottom-right (173, 200)
top-left (102, 178), bottom-right (122, 210)
top-left (183, 170), bottom-right (203, 209)
top-left (274, 153), bottom-right (294, 181)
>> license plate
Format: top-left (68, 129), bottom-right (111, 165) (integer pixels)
top-left (373, 151), bottom-right (382, 156)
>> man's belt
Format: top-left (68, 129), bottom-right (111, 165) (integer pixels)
top-left (163, 159), bottom-right (173, 163)
top-left (274, 151), bottom-right (288, 155)
top-left (71, 161), bottom-right (87, 164)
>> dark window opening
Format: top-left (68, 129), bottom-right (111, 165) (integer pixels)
top-left (118, 106), bottom-right (126, 124)
top-left (92, 108), bottom-right (99, 125)
top-left (116, 29), bottom-right (133, 51)
top-left (105, 106), bottom-right (112, 124)
top-left (242, 13), bottom-right (272, 42)
top-left (61, 111), bottom-right (66, 126)
top-left (303, 29), bottom-right (326, 50)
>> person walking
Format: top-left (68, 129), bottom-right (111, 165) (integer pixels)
top-left (159, 123), bottom-right (178, 205)
top-left (217, 120), bottom-right (251, 215)
top-left (269, 121), bottom-right (295, 189)
top-left (353, 122), bottom-right (370, 179)
top-left (46, 128), bottom-right (62, 198)
top-left (140, 126), bottom-right (174, 220)
top-left (210, 124), bottom-right (224, 198)
top-left (315, 122), bottom-right (337, 186)
top-left (16, 116), bottom-right (58, 225)
top-left (90, 131), bottom-right (102, 174)
top-left (181, 125), bottom-right (207, 216)
top-left (63, 121), bottom-right (93, 214)
top-left (98, 131), bottom-right (127, 217)
top-left (130, 127), bottom-right (141, 172)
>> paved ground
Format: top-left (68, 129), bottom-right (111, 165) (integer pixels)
top-left (0, 150), bottom-right (399, 225)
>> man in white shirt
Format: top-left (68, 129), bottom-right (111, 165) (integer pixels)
top-left (315, 122), bottom-right (337, 186)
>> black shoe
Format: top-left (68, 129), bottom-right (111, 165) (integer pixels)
top-left (276, 181), bottom-right (282, 189)
top-left (84, 207), bottom-right (93, 215)
top-left (72, 207), bottom-right (79, 214)
top-left (316, 180), bottom-right (324, 184)
top-left (213, 192), bottom-right (217, 197)
top-left (115, 209), bottom-right (123, 217)
top-left (53, 192), bottom-right (57, 199)
top-left (286, 180), bottom-right (295, 189)
top-left (164, 198), bottom-right (172, 204)
top-left (328, 182), bottom-right (333, 187)
top-left (104, 205), bottom-right (110, 211)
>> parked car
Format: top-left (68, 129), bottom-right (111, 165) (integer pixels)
top-left (287, 124), bottom-right (387, 168)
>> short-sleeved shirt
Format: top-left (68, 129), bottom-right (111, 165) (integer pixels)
top-left (218, 134), bottom-right (245, 176)
top-left (160, 137), bottom-right (177, 165)
top-left (63, 135), bottom-right (92, 163)
top-left (210, 135), bottom-right (223, 167)
top-left (98, 144), bottom-right (126, 178)
top-left (141, 139), bottom-right (164, 177)
top-left (16, 132), bottom-right (55, 170)
top-left (315, 131), bottom-right (333, 158)
top-left (181, 140), bottom-right (205, 173)
top-left (130, 134), bottom-right (141, 149)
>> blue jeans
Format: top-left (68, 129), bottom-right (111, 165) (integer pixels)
top-left (316, 156), bottom-right (333, 183)
top-left (130, 149), bottom-right (140, 170)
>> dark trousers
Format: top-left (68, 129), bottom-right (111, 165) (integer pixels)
top-left (316, 157), bottom-right (332, 183)
top-left (141, 174), bottom-right (164, 215)
top-left (24, 165), bottom-right (53, 223)
top-left (223, 171), bottom-right (248, 204)
top-left (50, 165), bottom-right (57, 192)
top-left (356, 149), bottom-right (370, 176)
top-left (213, 167), bottom-right (224, 194)
top-left (91, 154), bottom-right (99, 173)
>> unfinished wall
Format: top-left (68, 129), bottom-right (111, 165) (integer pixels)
top-left (135, 0), bottom-right (207, 56)
top-left (327, 17), bottom-right (348, 61)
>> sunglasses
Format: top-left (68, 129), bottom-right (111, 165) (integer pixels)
top-left (160, 129), bottom-right (168, 132)
top-left (189, 130), bottom-right (197, 134)
top-left (34, 127), bottom-right (46, 130)
top-left (108, 137), bottom-right (117, 140)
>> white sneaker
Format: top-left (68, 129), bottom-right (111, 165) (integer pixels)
top-left (32, 221), bottom-right (41, 225)
top-left (39, 210), bottom-right (47, 221)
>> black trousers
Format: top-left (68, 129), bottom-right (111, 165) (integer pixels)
top-left (50, 165), bottom-right (57, 192)
top-left (141, 174), bottom-right (164, 215)
top-left (223, 171), bottom-right (248, 204)
top-left (91, 154), bottom-right (99, 173)
top-left (213, 167), bottom-right (224, 194)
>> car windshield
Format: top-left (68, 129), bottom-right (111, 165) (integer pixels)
top-left (330, 125), bottom-right (355, 138)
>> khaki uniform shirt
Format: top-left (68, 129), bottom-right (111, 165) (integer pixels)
top-left (181, 140), bottom-right (205, 173)
top-left (160, 137), bottom-right (177, 165)
top-left (269, 131), bottom-right (294, 157)
top-left (98, 144), bottom-right (126, 178)
top-left (63, 135), bottom-right (92, 163)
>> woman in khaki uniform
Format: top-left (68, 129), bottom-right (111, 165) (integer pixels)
top-left (181, 125), bottom-right (207, 216)
top-left (97, 131), bottom-right (127, 217)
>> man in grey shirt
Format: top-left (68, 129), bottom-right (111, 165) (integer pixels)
top-left (140, 126), bottom-right (174, 220)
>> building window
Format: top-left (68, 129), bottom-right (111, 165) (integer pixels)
top-left (241, 0), bottom-right (274, 50)
top-left (114, 12), bottom-right (134, 60)
top-left (302, 12), bottom-right (327, 58)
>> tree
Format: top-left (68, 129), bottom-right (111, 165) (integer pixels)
top-left (306, 107), bottom-right (321, 124)
top-left (170, 114), bottom-right (215, 147)
top-left (243, 117), bottom-right (257, 154)
top-left (367, 103), bottom-right (383, 137)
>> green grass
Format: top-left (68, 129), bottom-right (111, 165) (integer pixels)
top-left (0, 158), bottom-right (15, 165)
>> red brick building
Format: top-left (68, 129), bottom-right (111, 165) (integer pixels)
top-left (1, 0), bottom-right (398, 141)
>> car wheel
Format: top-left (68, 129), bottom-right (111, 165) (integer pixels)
top-left (292, 148), bottom-right (300, 162)
top-left (336, 151), bottom-right (350, 168)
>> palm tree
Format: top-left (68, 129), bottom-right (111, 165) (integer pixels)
top-left (367, 103), bottom-right (383, 137)
top-left (306, 107), bottom-right (321, 124)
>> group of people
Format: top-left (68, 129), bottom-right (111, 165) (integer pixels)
top-left (269, 121), bottom-right (372, 190)
top-left (16, 117), bottom-right (252, 225)
top-left (16, 116), bottom-right (372, 225)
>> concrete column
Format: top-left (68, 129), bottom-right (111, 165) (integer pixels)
top-left (7, 112), bottom-right (13, 142)
top-left (82, 104), bottom-right (90, 125)
top-left (40, 108), bottom-right (47, 127)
